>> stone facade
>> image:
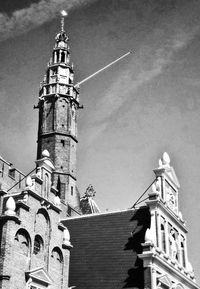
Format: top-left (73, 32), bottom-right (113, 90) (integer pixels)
top-left (0, 156), bottom-right (25, 193)
top-left (0, 152), bottom-right (72, 289)
top-left (63, 152), bottom-right (199, 289)
top-left (139, 152), bottom-right (197, 289)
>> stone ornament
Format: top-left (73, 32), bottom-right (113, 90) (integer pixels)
top-left (5, 196), bottom-right (16, 216)
top-left (26, 176), bottom-right (33, 187)
top-left (54, 195), bottom-right (61, 207)
top-left (63, 228), bottom-right (73, 249)
top-left (42, 149), bottom-right (50, 158)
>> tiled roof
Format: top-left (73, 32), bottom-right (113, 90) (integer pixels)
top-left (63, 206), bottom-right (150, 289)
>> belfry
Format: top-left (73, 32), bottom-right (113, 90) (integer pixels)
top-left (36, 11), bottom-right (80, 210)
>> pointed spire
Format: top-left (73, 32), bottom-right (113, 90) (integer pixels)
top-left (60, 10), bottom-right (68, 32)
top-left (55, 11), bottom-right (69, 46)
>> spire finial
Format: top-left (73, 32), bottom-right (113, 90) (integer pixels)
top-left (60, 10), bottom-right (68, 32)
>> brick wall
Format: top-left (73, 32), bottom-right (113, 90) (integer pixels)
top-left (0, 158), bottom-right (71, 289)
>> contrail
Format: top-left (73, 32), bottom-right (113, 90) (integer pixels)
top-left (75, 51), bottom-right (132, 87)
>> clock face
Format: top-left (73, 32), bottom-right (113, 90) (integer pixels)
top-left (165, 181), bottom-right (177, 211)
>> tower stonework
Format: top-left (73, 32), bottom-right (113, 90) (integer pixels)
top-left (36, 15), bottom-right (80, 210)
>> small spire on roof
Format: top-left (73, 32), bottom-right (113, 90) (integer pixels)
top-left (60, 10), bottom-right (68, 32)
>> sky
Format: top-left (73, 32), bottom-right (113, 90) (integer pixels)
top-left (0, 0), bottom-right (200, 281)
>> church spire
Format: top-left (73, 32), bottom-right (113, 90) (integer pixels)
top-left (36, 12), bottom-right (80, 212)
top-left (60, 10), bottom-right (68, 32)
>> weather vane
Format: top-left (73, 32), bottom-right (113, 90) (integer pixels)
top-left (60, 10), bottom-right (68, 32)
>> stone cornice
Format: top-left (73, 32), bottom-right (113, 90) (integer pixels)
top-left (146, 199), bottom-right (187, 233)
top-left (0, 214), bottom-right (21, 224)
top-left (25, 189), bottom-right (62, 213)
top-left (53, 171), bottom-right (77, 181)
top-left (38, 131), bottom-right (78, 143)
top-left (139, 245), bottom-right (198, 289)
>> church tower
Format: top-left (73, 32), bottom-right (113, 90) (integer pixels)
top-left (36, 12), bottom-right (80, 210)
top-left (139, 152), bottom-right (198, 289)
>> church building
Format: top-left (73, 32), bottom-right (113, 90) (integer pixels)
top-left (0, 13), bottom-right (199, 289)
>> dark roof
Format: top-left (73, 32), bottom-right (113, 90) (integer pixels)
top-left (62, 206), bottom-right (150, 289)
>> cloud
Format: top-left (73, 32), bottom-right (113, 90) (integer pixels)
top-left (0, 0), bottom-right (97, 42)
top-left (85, 23), bottom-right (200, 144)
top-left (94, 29), bottom-right (196, 123)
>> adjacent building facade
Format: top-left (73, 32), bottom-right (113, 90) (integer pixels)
top-left (0, 14), bottom-right (199, 289)
top-left (64, 152), bottom-right (198, 289)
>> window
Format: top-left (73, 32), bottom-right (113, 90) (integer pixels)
top-left (9, 168), bottom-right (15, 179)
top-left (169, 227), bottom-right (178, 260)
top-left (44, 173), bottom-right (49, 198)
top-left (52, 85), bottom-right (56, 94)
top-left (61, 139), bottom-right (65, 147)
top-left (2, 162), bottom-right (4, 177)
top-left (19, 174), bottom-right (21, 188)
top-left (161, 223), bottom-right (166, 252)
top-left (61, 51), bottom-right (65, 63)
top-left (71, 186), bottom-right (73, 196)
top-left (180, 236), bottom-right (186, 267)
top-left (14, 229), bottom-right (30, 256)
top-left (51, 68), bottom-right (57, 76)
top-left (67, 205), bottom-right (72, 216)
top-left (60, 183), bottom-right (66, 200)
top-left (33, 235), bottom-right (44, 255)
top-left (50, 247), bottom-right (64, 288)
top-left (51, 247), bottom-right (63, 264)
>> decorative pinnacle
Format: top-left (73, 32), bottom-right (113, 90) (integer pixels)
top-left (60, 10), bottom-right (68, 32)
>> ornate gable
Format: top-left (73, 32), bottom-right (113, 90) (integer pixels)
top-left (164, 166), bottom-right (180, 189)
top-left (26, 267), bottom-right (52, 286)
top-left (139, 152), bottom-right (197, 289)
top-left (157, 274), bottom-right (172, 288)
top-left (154, 152), bottom-right (180, 189)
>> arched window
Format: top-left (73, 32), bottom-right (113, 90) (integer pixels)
top-left (70, 106), bottom-right (76, 135)
top-left (15, 229), bottom-right (30, 256)
top-left (161, 223), bottom-right (166, 252)
top-left (50, 247), bottom-right (64, 288)
top-left (33, 235), bottom-right (44, 255)
top-left (44, 173), bottom-right (50, 198)
top-left (13, 229), bottom-right (31, 282)
top-left (169, 228), bottom-right (178, 260)
top-left (61, 51), bottom-right (65, 63)
top-left (51, 247), bottom-right (63, 264)
top-left (180, 236), bottom-right (186, 267)
top-left (34, 209), bottom-right (51, 251)
top-left (14, 229), bottom-right (30, 256)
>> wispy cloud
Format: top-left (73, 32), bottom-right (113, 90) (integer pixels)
top-left (0, 0), bottom-right (97, 42)
top-left (86, 24), bottom-right (200, 144)
top-left (95, 30), bottom-right (196, 122)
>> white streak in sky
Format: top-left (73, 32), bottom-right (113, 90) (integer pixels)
top-left (86, 26), bottom-right (200, 144)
